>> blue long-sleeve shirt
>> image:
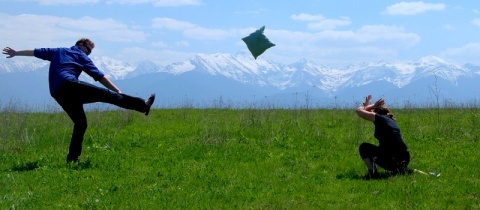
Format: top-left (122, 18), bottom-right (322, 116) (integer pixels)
top-left (34, 46), bottom-right (105, 95)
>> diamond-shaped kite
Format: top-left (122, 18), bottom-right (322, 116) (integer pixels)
top-left (242, 26), bottom-right (275, 59)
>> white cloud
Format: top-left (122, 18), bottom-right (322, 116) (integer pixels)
top-left (9, 0), bottom-right (99, 5)
top-left (114, 47), bottom-right (194, 65)
top-left (354, 25), bottom-right (420, 46)
top-left (0, 13), bottom-right (147, 48)
top-left (183, 28), bottom-right (236, 40)
top-left (291, 13), bottom-right (325, 22)
top-left (443, 43), bottom-right (480, 55)
top-left (264, 24), bottom-right (420, 65)
top-left (175, 41), bottom-right (190, 47)
top-left (291, 13), bottom-right (351, 30)
top-left (151, 18), bottom-right (196, 30)
top-left (151, 41), bottom-right (168, 48)
top-left (271, 25), bottom-right (419, 46)
top-left (106, 0), bottom-right (202, 7)
top-left (233, 9), bottom-right (269, 16)
top-left (472, 19), bottom-right (480, 27)
top-left (384, 1), bottom-right (445, 15)
top-left (442, 24), bottom-right (454, 30)
top-left (307, 17), bottom-right (351, 31)
top-left (151, 18), bottom-right (238, 40)
top-left (441, 43), bottom-right (480, 65)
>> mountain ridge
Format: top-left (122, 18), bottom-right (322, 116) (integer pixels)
top-left (1, 53), bottom-right (479, 110)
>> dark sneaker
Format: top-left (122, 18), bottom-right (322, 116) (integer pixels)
top-left (145, 93), bottom-right (155, 116)
top-left (66, 155), bottom-right (80, 164)
top-left (363, 170), bottom-right (381, 180)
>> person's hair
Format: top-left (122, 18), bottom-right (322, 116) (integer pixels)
top-left (75, 38), bottom-right (95, 49)
top-left (374, 105), bottom-right (396, 120)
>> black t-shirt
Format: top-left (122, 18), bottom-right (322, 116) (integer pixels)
top-left (374, 114), bottom-right (408, 152)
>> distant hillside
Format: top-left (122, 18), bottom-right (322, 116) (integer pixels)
top-left (1, 53), bottom-right (480, 110)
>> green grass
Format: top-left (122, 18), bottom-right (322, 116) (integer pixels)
top-left (0, 107), bottom-right (479, 209)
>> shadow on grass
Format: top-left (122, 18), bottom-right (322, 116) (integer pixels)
top-left (67, 158), bottom-right (95, 170)
top-left (336, 170), bottom-right (412, 181)
top-left (11, 161), bottom-right (40, 172)
top-left (336, 170), bottom-right (367, 180)
top-left (7, 158), bottom-right (96, 172)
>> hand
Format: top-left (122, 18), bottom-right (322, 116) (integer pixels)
top-left (363, 95), bottom-right (372, 106)
top-left (374, 98), bottom-right (385, 107)
top-left (2, 47), bottom-right (16, 58)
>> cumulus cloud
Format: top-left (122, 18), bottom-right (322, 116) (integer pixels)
top-left (443, 43), bottom-right (480, 55)
top-left (10, 0), bottom-right (99, 5)
top-left (472, 19), bottom-right (480, 27)
top-left (115, 47), bottom-right (195, 65)
top-left (291, 13), bottom-right (325, 22)
top-left (307, 18), bottom-right (351, 31)
top-left (281, 15), bottom-right (419, 47)
top-left (442, 24), bottom-right (454, 30)
top-left (23, 0), bottom-right (202, 6)
top-left (151, 17), bottom-right (238, 40)
top-left (291, 13), bottom-right (351, 30)
top-left (151, 41), bottom-right (168, 48)
top-left (151, 18), bottom-right (197, 30)
top-left (353, 25), bottom-right (420, 46)
top-left (174, 41), bottom-right (190, 47)
top-left (384, 1), bottom-right (445, 15)
top-left (106, 0), bottom-right (202, 7)
top-left (441, 43), bottom-right (480, 65)
top-left (263, 23), bottom-right (420, 65)
top-left (0, 13), bottom-right (146, 48)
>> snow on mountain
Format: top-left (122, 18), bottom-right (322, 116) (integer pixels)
top-left (331, 56), bottom-right (471, 89)
top-left (0, 56), bottom-right (137, 79)
top-left (1, 53), bottom-right (480, 109)
top-left (0, 58), bottom-right (47, 73)
top-left (91, 56), bottom-right (135, 80)
top-left (288, 59), bottom-right (350, 92)
top-left (464, 63), bottom-right (480, 76)
top-left (162, 52), bottom-right (287, 87)
top-left (343, 61), bottom-right (414, 88)
top-left (412, 56), bottom-right (471, 84)
top-left (2, 53), bottom-right (471, 92)
top-left (122, 59), bottom-right (161, 78)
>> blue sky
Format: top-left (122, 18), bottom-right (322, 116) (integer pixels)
top-left (1, 0), bottom-right (480, 66)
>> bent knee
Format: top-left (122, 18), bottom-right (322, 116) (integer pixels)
top-left (359, 143), bottom-right (377, 159)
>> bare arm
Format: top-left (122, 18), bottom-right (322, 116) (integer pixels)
top-left (356, 96), bottom-right (384, 122)
top-left (2, 47), bottom-right (34, 58)
top-left (99, 76), bottom-right (122, 94)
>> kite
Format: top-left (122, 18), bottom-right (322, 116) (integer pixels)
top-left (242, 26), bottom-right (276, 59)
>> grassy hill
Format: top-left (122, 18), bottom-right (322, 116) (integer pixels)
top-left (1, 107), bottom-right (479, 209)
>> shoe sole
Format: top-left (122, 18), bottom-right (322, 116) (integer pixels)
top-left (145, 93), bottom-right (155, 116)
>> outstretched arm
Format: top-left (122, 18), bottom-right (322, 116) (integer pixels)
top-left (2, 47), bottom-right (34, 58)
top-left (99, 76), bottom-right (122, 94)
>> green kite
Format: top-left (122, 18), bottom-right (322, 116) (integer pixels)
top-left (242, 26), bottom-right (276, 59)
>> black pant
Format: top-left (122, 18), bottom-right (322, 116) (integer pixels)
top-left (359, 142), bottom-right (410, 173)
top-left (52, 80), bottom-right (147, 162)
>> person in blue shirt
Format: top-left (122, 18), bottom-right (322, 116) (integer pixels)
top-left (3, 38), bottom-right (155, 164)
top-left (355, 95), bottom-right (410, 180)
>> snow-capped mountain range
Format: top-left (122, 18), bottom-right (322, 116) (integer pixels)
top-left (1, 52), bottom-right (480, 110)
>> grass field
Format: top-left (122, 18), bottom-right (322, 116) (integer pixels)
top-left (0, 106), bottom-right (479, 209)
